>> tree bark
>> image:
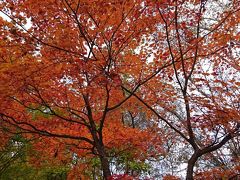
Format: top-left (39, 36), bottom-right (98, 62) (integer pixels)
top-left (186, 152), bottom-right (199, 180)
top-left (100, 155), bottom-right (111, 179)
top-left (95, 139), bottom-right (111, 179)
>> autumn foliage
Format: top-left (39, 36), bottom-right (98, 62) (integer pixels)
top-left (0, 0), bottom-right (239, 179)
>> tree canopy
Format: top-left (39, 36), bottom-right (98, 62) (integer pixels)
top-left (0, 0), bottom-right (239, 179)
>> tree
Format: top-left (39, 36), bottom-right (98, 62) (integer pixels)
top-left (0, 0), bottom-right (162, 179)
top-left (121, 0), bottom-right (240, 179)
top-left (0, 0), bottom-right (239, 179)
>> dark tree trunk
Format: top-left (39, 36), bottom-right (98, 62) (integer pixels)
top-left (100, 155), bottom-right (111, 179)
top-left (185, 133), bottom-right (234, 180)
top-left (186, 152), bottom-right (199, 180)
top-left (94, 139), bottom-right (111, 179)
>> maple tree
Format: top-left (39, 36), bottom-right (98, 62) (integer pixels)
top-left (0, 0), bottom-right (239, 179)
top-left (0, 0), bottom-right (162, 179)
top-left (130, 1), bottom-right (240, 179)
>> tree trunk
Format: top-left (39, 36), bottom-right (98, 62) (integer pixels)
top-left (186, 152), bottom-right (199, 180)
top-left (100, 155), bottom-right (111, 179)
top-left (94, 139), bottom-right (111, 179)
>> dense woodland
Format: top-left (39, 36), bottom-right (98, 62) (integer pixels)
top-left (0, 0), bottom-right (239, 179)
